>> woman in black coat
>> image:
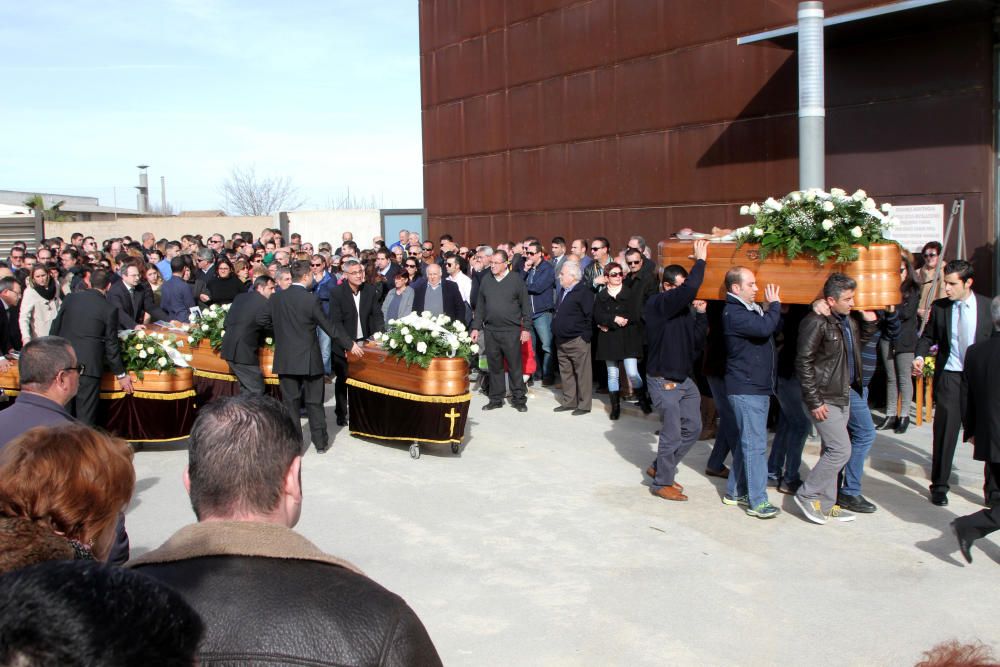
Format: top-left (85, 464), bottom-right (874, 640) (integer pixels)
top-left (593, 262), bottom-right (650, 419)
top-left (878, 249), bottom-right (921, 433)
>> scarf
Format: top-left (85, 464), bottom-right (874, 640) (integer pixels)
top-left (31, 279), bottom-right (57, 302)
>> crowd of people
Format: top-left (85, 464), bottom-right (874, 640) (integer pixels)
top-left (0, 225), bottom-right (998, 663)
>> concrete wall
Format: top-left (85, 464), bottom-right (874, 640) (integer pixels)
top-left (44, 215), bottom-right (276, 244)
top-left (286, 209), bottom-right (382, 249)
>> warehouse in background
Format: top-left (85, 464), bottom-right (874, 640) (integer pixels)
top-left (419, 0), bottom-right (998, 292)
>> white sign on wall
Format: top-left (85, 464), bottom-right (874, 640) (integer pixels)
top-left (884, 204), bottom-right (944, 253)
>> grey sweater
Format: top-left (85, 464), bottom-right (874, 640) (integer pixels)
top-left (471, 272), bottom-right (532, 332)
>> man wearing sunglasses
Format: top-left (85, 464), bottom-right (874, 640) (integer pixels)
top-left (582, 237), bottom-right (612, 293)
top-left (520, 241), bottom-right (556, 386)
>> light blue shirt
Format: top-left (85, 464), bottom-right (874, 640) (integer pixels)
top-left (944, 295), bottom-right (977, 372)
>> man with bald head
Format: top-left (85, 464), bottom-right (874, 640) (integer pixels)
top-left (412, 263), bottom-right (464, 323)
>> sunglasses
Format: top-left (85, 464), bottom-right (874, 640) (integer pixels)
top-left (405, 264), bottom-right (418, 269)
top-left (590, 247), bottom-right (603, 252)
top-left (626, 260), bottom-right (642, 266)
top-left (310, 263), bottom-right (323, 267)
top-left (524, 251), bottom-right (538, 256)
top-left (923, 252), bottom-right (937, 257)
top-left (607, 272), bottom-right (623, 277)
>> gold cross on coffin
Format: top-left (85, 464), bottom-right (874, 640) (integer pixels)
top-left (444, 407), bottom-right (460, 438)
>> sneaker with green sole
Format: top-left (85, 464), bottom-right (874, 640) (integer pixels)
top-left (794, 494), bottom-right (828, 525)
top-left (745, 501), bottom-right (780, 519)
top-left (827, 505), bottom-right (856, 522)
top-left (722, 494), bottom-right (749, 508)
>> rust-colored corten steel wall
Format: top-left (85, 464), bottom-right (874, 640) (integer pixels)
top-left (420, 0), bottom-right (995, 288)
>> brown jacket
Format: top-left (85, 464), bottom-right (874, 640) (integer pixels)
top-left (796, 312), bottom-right (878, 410)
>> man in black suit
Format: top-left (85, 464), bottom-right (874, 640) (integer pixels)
top-left (411, 263), bottom-right (465, 323)
top-left (0, 277), bottom-right (23, 363)
top-left (551, 260), bottom-right (594, 415)
top-left (952, 296), bottom-right (1000, 563)
top-left (50, 270), bottom-right (133, 425)
top-left (107, 260), bottom-right (168, 329)
top-left (327, 259), bottom-right (384, 426)
top-left (914, 259), bottom-right (995, 506)
top-left (257, 260), bottom-right (360, 453)
top-left (221, 276), bottom-right (275, 396)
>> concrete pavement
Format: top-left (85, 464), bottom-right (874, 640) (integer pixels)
top-left (126, 386), bottom-right (999, 666)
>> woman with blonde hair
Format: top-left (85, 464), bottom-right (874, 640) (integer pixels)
top-left (0, 424), bottom-right (135, 573)
top-left (19, 264), bottom-right (62, 342)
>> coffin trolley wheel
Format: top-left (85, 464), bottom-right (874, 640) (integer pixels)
top-left (451, 443), bottom-right (460, 454)
top-left (409, 443), bottom-right (420, 459)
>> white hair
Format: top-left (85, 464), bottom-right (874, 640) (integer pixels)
top-left (561, 260), bottom-right (581, 281)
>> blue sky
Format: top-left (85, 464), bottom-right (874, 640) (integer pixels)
top-left (0, 1), bottom-right (423, 212)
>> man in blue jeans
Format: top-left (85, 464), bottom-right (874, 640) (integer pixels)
top-left (722, 266), bottom-right (782, 519)
top-left (520, 241), bottom-right (556, 385)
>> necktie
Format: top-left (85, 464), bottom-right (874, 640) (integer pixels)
top-left (957, 301), bottom-right (970, 364)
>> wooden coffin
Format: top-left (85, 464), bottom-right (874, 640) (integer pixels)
top-left (188, 339), bottom-right (230, 374)
top-left (658, 241), bottom-right (902, 309)
top-left (348, 345), bottom-right (469, 397)
top-left (259, 348), bottom-right (277, 379)
top-left (0, 362), bottom-right (19, 390)
top-left (100, 367), bottom-right (195, 392)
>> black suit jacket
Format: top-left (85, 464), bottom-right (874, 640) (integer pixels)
top-left (0, 303), bottom-right (21, 354)
top-left (221, 291), bottom-right (271, 365)
top-left (257, 284), bottom-right (352, 376)
top-left (915, 293), bottom-right (993, 380)
top-left (411, 281), bottom-right (465, 324)
top-left (107, 281), bottom-right (167, 328)
top-left (50, 289), bottom-right (125, 378)
top-left (963, 332), bottom-right (1000, 463)
top-left (327, 282), bottom-right (384, 357)
top-left (552, 281), bottom-right (595, 343)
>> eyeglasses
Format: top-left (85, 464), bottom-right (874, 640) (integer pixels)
top-left (923, 252), bottom-right (938, 257)
top-left (310, 263), bottom-right (323, 267)
top-left (590, 247), bottom-right (603, 252)
top-left (607, 272), bottom-right (623, 277)
top-left (61, 364), bottom-right (85, 375)
top-left (626, 260), bottom-right (642, 266)
top-left (405, 264), bottom-right (418, 269)
top-left (445, 262), bottom-right (457, 268)
top-left (422, 248), bottom-right (433, 253)
top-left (524, 251), bottom-right (538, 256)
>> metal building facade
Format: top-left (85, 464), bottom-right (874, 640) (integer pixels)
top-left (420, 0), bottom-right (996, 289)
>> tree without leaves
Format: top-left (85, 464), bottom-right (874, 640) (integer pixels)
top-left (219, 165), bottom-right (304, 215)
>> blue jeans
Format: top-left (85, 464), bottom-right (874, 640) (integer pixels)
top-left (317, 328), bottom-right (332, 376)
top-left (768, 375), bottom-right (811, 484)
top-left (606, 358), bottom-right (642, 392)
top-left (727, 394), bottom-right (772, 508)
top-left (706, 375), bottom-right (734, 472)
top-left (530, 311), bottom-right (554, 380)
top-left (842, 386), bottom-right (876, 496)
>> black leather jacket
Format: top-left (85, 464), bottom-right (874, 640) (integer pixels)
top-left (796, 312), bottom-right (878, 410)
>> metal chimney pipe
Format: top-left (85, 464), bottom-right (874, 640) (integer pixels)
top-left (798, 1), bottom-right (825, 190)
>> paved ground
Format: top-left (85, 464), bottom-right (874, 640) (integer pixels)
top-left (127, 385), bottom-right (999, 666)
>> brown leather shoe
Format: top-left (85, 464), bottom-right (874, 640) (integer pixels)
top-left (705, 466), bottom-right (730, 479)
top-left (650, 485), bottom-right (688, 501)
top-left (645, 465), bottom-right (683, 492)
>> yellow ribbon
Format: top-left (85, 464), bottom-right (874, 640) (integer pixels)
top-left (99, 389), bottom-right (197, 401)
top-left (345, 378), bottom-right (471, 404)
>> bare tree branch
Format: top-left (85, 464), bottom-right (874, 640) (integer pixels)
top-left (220, 164), bottom-right (305, 215)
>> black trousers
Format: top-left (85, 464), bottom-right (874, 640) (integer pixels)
top-left (278, 374), bottom-right (327, 449)
top-left (332, 353), bottom-right (349, 420)
top-left (70, 375), bottom-right (101, 426)
top-left (933, 371), bottom-right (998, 501)
top-left (484, 328), bottom-right (526, 407)
top-left (228, 361), bottom-right (265, 396)
top-left (954, 461), bottom-right (1000, 541)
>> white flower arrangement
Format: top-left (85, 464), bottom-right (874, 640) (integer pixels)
top-left (119, 330), bottom-right (187, 379)
top-left (372, 311), bottom-right (476, 368)
top-left (188, 304), bottom-right (227, 350)
top-left (737, 187), bottom-right (896, 263)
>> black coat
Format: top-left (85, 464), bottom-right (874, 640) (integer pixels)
top-left (593, 285), bottom-right (644, 360)
top-left (220, 291), bottom-right (271, 365)
top-left (915, 293), bottom-right (993, 379)
top-left (327, 282), bottom-right (384, 357)
top-left (256, 284), bottom-right (352, 376)
top-left (963, 332), bottom-right (1000, 463)
top-left (0, 303), bottom-right (21, 354)
top-left (106, 280), bottom-right (167, 328)
top-left (411, 280), bottom-right (465, 324)
top-left (890, 286), bottom-right (921, 353)
top-left (552, 281), bottom-right (594, 343)
top-left (50, 289), bottom-right (125, 378)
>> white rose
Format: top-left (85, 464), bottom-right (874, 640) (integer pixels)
top-left (470, 344), bottom-right (479, 354)
top-left (822, 201), bottom-right (835, 212)
top-left (135, 343), bottom-right (143, 350)
top-left (389, 339), bottom-right (397, 349)
top-left (851, 226), bottom-right (863, 238)
top-left (157, 357), bottom-right (167, 367)
top-left (220, 330), bottom-right (225, 337)
top-left (146, 347), bottom-right (155, 354)
top-left (852, 189), bottom-right (867, 201)
top-left (184, 354), bottom-right (193, 361)
top-left (748, 202), bottom-right (761, 215)
top-left (453, 322), bottom-right (465, 332)
top-left (804, 189), bottom-right (817, 202)
top-left (201, 324), bottom-right (209, 331)
top-left (421, 311), bottom-right (431, 318)
top-left (881, 203), bottom-right (893, 213)
top-left (830, 187), bottom-right (846, 197)
top-left (139, 351), bottom-right (147, 359)
top-left (188, 336), bottom-right (195, 343)
top-left (388, 319), bottom-right (396, 325)
top-left (400, 327), bottom-right (409, 335)
top-left (739, 205), bottom-right (750, 215)
top-left (223, 304), bottom-right (231, 310)
top-left (136, 330), bottom-right (145, 339)
top-left (416, 341), bottom-right (427, 353)
top-left (863, 198), bottom-right (876, 210)
top-left (789, 191), bottom-right (802, 202)
top-left (265, 337), bottom-right (273, 345)
top-left (177, 340), bottom-right (184, 348)
top-left (753, 227), bottom-right (764, 237)
top-left (764, 197), bottom-right (782, 211)
top-left (404, 334), bottom-right (413, 344)
top-left (821, 219), bottom-right (835, 231)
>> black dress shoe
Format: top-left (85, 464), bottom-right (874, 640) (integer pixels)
top-left (931, 491), bottom-right (949, 506)
top-left (837, 493), bottom-right (877, 513)
top-left (315, 444), bottom-right (330, 454)
top-left (336, 416), bottom-right (347, 427)
top-left (542, 376), bottom-right (555, 387)
top-left (482, 402), bottom-right (503, 411)
top-left (876, 416), bottom-right (898, 430)
top-left (553, 405), bottom-right (575, 412)
top-left (571, 409), bottom-right (590, 416)
top-left (894, 417), bottom-right (910, 434)
top-left (951, 520), bottom-right (974, 563)
top-left (514, 404), bottom-right (528, 413)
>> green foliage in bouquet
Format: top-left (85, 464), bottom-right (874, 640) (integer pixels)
top-left (372, 311), bottom-right (478, 369)
top-left (120, 330), bottom-right (192, 379)
top-left (737, 188), bottom-right (898, 264)
top-left (186, 304), bottom-right (229, 351)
